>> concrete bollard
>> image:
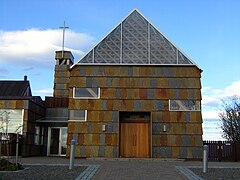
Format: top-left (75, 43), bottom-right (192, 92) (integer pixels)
top-left (203, 145), bottom-right (208, 173)
top-left (69, 139), bottom-right (76, 170)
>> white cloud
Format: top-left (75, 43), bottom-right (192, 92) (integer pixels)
top-left (202, 95), bottom-right (220, 108)
top-left (225, 81), bottom-right (240, 97)
top-left (0, 29), bottom-right (95, 67)
top-left (202, 80), bottom-right (240, 110)
top-left (202, 133), bottom-right (223, 141)
top-left (33, 88), bottom-right (53, 99)
top-left (202, 119), bottom-right (223, 140)
top-left (202, 81), bottom-right (240, 140)
top-left (202, 111), bottom-right (219, 119)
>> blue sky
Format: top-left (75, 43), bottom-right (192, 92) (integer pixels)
top-left (1, 0), bottom-right (240, 140)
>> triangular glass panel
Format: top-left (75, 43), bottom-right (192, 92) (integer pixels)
top-left (150, 25), bottom-right (177, 64)
top-left (178, 51), bottom-right (193, 64)
top-left (122, 10), bottom-right (149, 64)
top-left (78, 9), bottom-right (196, 66)
top-left (94, 24), bottom-right (121, 63)
top-left (80, 50), bottom-right (93, 63)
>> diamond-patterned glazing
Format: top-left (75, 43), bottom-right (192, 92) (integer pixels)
top-left (78, 9), bottom-right (194, 66)
top-left (178, 51), bottom-right (192, 64)
top-left (80, 50), bottom-right (93, 63)
top-left (150, 25), bottom-right (177, 64)
top-left (122, 10), bottom-right (148, 64)
top-left (94, 25), bottom-right (121, 63)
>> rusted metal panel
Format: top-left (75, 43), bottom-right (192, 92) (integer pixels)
top-left (53, 89), bottom-right (69, 98)
top-left (71, 65), bottom-right (201, 78)
top-left (45, 97), bottom-right (68, 108)
top-left (68, 64), bottom-right (202, 158)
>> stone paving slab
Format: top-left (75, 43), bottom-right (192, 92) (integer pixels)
top-left (186, 166), bottom-right (240, 180)
top-left (17, 157), bottom-right (240, 180)
top-left (176, 166), bottom-right (203, 180)
top-left (0, 165), bottom-right (88, 180)
top-left (75, 165), bottom-right (100, 180)
top-left (22, 164), bottom-right (100, 180)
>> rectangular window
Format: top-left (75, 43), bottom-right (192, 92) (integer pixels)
top-left (0, 109), bottom-right (23, 134)
top-left (169, 100), bottom-right (201, 111)
top-left (35, 126), bottom-right (44, 145)
top-left (69, 110), bottom-right (87, 122)
top-left (40, 127), bottom-right (44, 145)
top-left (73, 88), bottom-right (100, 99)
top-left (35, 127), bottom-right (40, 145)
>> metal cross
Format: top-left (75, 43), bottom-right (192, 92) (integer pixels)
top-left (59, 21), bottom-right (69, 58)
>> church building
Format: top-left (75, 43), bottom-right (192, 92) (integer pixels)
top-left (0, 9), bottom-right (203, 159)
top-left (55, 9), bottom-right (203, 158)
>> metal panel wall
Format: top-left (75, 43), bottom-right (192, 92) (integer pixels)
top-left (67, 65), bottom-right (203, 158)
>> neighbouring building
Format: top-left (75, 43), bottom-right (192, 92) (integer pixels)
top-left (0, 9), bottom-right (203, 159)
top-left (0, 76), bottom-right (45, 156)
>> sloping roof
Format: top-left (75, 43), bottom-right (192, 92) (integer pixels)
top-left (0, 80), bottom-right (32, 97)
top-left (78, 9), bottom-right (198, 67)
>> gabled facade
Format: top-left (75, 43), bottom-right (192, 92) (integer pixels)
top-left (64, 9), bottom-right (203, 159)
top-left (79, 9), bottom-right (196, 66)
top-left (0, 76), bottom-right (45, 156)
top-left (1, 9), bottom-right (203, 159)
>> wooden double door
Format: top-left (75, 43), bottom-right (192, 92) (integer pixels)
top-left (120, 122), bottom-right (149, 158)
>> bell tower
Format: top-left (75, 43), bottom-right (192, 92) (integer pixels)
top-left (53, 50), bottom-right (74, 97)
top-left (53, 21), bottom-right (74, 97)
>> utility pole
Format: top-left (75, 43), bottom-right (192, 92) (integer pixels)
top-left (59, 21), bottom-right (69, 58)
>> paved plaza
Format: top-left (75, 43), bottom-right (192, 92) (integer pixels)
top-left (17, 157), bottom-right (240, 180)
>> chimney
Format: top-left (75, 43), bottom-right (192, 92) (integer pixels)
top-left (24, 75), bottom-right (27, 81)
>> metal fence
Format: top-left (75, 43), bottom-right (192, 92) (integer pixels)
top-left (203, 140), bottom-right (240, 162)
